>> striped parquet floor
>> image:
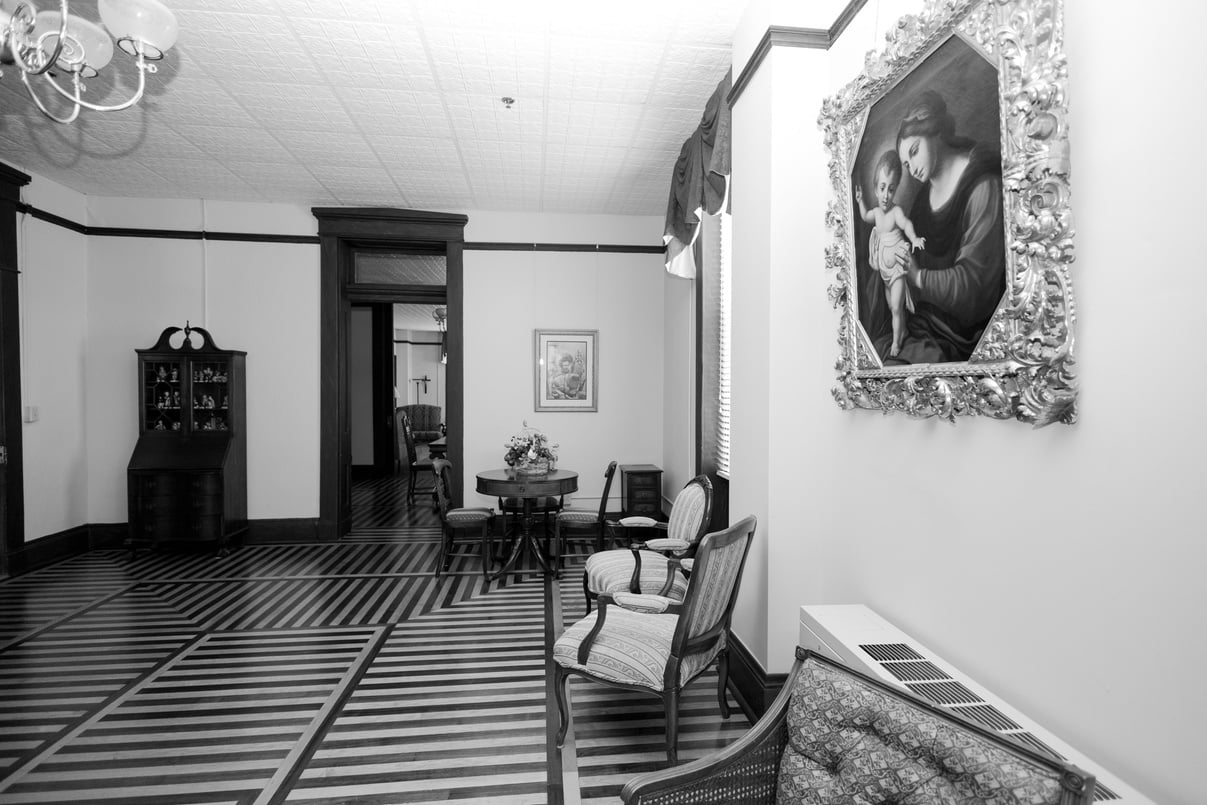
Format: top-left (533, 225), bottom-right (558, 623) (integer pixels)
top-left (0, 474), bottom-right (751, 804)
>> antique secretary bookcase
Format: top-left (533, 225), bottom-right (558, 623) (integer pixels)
top-left (126, 325), bottom-right (247, 554)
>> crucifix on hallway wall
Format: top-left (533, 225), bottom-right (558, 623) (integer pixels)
top-left (411, 375), bottom-right (432, 399)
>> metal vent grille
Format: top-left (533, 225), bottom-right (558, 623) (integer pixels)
top-left (879, 660), bottom-right (947, 682)
top-left (906, 679), bottom-right (982, 705)
top-left (858, 643), bottom-right (1121, 802)
top-left (951, 703), bottom-right (1021, 731)
top-left (859, 642), bottom-right (924, 662)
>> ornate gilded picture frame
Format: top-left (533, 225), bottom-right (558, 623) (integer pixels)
top-left (819, 0), bottom-right (1076, 426)
top-left (534, 329), bottom-right (598, 412)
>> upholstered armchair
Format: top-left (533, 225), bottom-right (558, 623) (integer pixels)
top-left (398, 403), bottom-right (443, 443)
top-left (554, 515), bottom-right (757, 764)
top-left (581, 475), bottom-right (712, 611)
top-left (620, 647), bottom-right (1095, 804)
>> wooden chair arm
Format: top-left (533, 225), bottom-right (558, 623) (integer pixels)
top-left (619, 659), bottom-right (799, 804)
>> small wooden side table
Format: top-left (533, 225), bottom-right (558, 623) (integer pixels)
top-left (619, 464), bottom-right (663, 519)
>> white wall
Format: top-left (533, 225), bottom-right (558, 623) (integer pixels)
top-left (462, 211), bottom-right (665, 512)
top-left (729, 2), bottom-right (1206, 803)
top-left (14, 199), bottom-right (662, 533)
top-left (18, 176), bottom-right (89, 538)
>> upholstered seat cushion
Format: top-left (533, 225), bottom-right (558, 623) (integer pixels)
top-left (584, 549), bottom-right (689, 600)
top-left (446, 507), bottom-right (493, 525)
top-left (553, 605), bottom-right (720, 690)
top-left (777, 661), bottom-right (1068, 805)
top-left (557, 508), bottom-right (599, 525)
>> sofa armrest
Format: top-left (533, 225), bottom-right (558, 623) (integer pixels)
top-left (620, 658), bottom-right (798, 805)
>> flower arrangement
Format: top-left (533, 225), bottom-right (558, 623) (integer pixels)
top-left (504, 422), bottom-right (558, 473)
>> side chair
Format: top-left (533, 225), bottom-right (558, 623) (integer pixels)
top-left (552, 460), bottom-right (620, 575)
top-left (400, 411), bottom-right (437, 506)
top-left (432, 458), bottom-right (496, 579)
top-left (553, 515), bottom-right (758, 764)
top-left (581, 474), bottom-right (712, 612)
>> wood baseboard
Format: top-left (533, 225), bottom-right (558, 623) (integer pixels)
top-left (726, 632), bottom-right (789, 722)
top-left (244, 518), bottom-right (321, 543)
top-left (7, 523), bottom-right (125, 575)
top-left (6, 519), bottom-right (321, 576)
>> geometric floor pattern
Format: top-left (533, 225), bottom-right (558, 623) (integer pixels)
top-left (0, 474), bottom-right (752, 804)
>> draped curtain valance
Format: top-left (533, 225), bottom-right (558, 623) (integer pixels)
top-left (663, 68), bottom-right (732, 279)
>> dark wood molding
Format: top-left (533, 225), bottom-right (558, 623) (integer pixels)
top-left (244, 518), bottom-right (321, 543)
top-left (0, 165), bottom-right (30, 576)
top-left (6, 523), bottom-right (125, 576)
top-left (11, 200), bottom-right (660, 254)
top-left (726, 632), bottom-right (789, 721)
top-left (313, 207), bottom-right (467, 535)
top-left (466, 241), bottom-right (664, 254)
top-left (729, 0), bottom-right (871, 107)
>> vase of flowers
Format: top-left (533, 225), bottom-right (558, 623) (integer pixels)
top-left (504, 422), bottom-right (558, 475)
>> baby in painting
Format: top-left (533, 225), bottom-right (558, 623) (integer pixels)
top-left (856, 150), bottom-right (926, 358)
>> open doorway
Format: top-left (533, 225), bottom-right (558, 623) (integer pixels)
top-left (314, 207), bottom-right (466, 541)
top-left (348, 303), bottom-right (448, 529)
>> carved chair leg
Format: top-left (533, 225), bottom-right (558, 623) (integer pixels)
top-left (716, 649), bottom-right (731, 719)
top-left (552, 519), bottom-right (562, 579)
top-left (479, 522), bottom-right (492, 580)
top-left (663, 688), bottom-right (680, 764)
top-left (554, 666), bottom-right (572, 747)
top-left (436, 526), bottom-right (448, 577)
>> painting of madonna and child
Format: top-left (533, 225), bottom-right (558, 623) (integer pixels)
top-left (851, 35), bottom-right (1007, 367)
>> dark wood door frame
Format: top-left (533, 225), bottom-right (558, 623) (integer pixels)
top-left (313, 208), bottom-right (466, 540)
top-left (0, 164), bottom-right (31, 576)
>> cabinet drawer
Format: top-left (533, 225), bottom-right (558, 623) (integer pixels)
top-left (136, 474), bottom-right (178, 496)
top-left (192, 515), bottom-right (224, 541)
top-left (137, 495), bottom-right (180, 516)
top-left (189, 495), bottom-right (224, 515)
top-left (629, 488), bottom-right (660, 503)
top-left (626, 474), bottom-right (660, 489)
top-left (189, 474), bottom-right (222, 495)
top-left (628, 501), bottom-right (661, 515)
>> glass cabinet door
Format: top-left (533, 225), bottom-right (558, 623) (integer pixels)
top-left (191, 358), bottom-right (232, 432)
top-left (144, 359), bottom-right (185, 432)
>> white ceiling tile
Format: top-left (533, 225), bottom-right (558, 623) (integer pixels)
top-left (2, 0), bottom-right (748, 216)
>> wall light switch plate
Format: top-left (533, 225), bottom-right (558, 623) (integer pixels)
top-left (23, 406), bottom-right (37, 423)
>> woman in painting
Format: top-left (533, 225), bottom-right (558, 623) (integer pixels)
top-left (886, 89), bottom-right (1005, 365)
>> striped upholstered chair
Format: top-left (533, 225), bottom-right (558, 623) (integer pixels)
top-left (580, 474), bottom-right (712, 612)
top-left (554, 515), bottom-right (757, 764)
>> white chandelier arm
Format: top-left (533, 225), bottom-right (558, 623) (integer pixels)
top-left (5, 0), bottom-right (70, 77)
top-left (19, 68), bottom-right (81, 122)
top-left (32, 46), bottom-right (150, 114)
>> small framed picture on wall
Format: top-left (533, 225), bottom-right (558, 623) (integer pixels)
top-left (534, 329), bottom-right (598, 412)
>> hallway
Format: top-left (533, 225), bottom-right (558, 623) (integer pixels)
top-left (0, 480), bottom-right (751, 804)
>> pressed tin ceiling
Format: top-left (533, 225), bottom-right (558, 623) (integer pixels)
top-left (0, 0), bottom-right (745, 216)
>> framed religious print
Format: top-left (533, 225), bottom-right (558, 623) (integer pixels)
top-left (534, 329), bottom-right (598, 412)
top-left (819, 0), bottom-right (1077, 426)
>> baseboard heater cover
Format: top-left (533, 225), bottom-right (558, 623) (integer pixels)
top-left (798, 604), bottom-right (1152, 805)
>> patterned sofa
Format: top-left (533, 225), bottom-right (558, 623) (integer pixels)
top-left (620, 648), bottom-right (1095, 805)
top-left (398, 403), bottom-right (443, 443)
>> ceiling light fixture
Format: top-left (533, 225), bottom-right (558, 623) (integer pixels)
top-left (0, 0), bottom-right (178, 124)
